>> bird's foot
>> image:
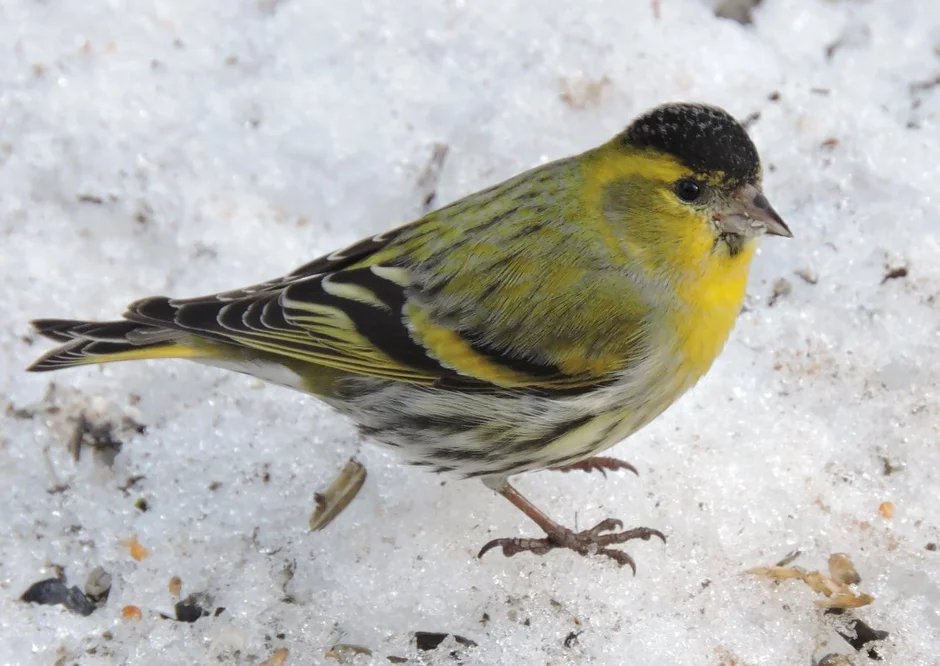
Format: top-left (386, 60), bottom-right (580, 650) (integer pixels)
top-left (553, 456), bottom-right (638, 477)
top-left (477, 519), bottom-right (665, 573)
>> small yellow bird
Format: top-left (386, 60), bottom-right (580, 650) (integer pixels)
top-left (28, 103), bottom-right (790, 570)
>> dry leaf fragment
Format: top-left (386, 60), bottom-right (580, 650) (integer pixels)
top-left (815, 592), bottom-right (874, 609)
top-left (747, 552), bottom-right (873, 610)
top-left (828, 553), bottom-right (860, 586)
top-left (309, 458), bottom-right (367, 531)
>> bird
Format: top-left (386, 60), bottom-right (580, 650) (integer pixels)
top-left (27, 102), bottom-right (791, 571)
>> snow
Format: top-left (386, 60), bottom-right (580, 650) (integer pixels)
top-left (1, 0), bottom-right (939, 664)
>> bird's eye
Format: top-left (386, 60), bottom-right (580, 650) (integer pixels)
top-left (674, 178), bottom-right (703, 203)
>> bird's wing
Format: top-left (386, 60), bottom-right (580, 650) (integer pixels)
top-left (126, 162), bottom-right (647, 393)
top-left (188, 225), bottom-right (409, 302)
top-left (126, 256), bottom-right (620, 392)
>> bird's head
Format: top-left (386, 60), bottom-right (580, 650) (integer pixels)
top-left (596, 103), bottom-right (790, 269)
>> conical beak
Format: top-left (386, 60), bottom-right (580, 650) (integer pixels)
top-left (732, 184), bottom-right (792, 238)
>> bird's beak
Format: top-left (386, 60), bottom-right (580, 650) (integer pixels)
top-left (720, 183), bottom-right (792, 238)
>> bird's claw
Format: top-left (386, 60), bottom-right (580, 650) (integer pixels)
top-left (553, 456), bottom-right (639, 477)
top-left (585, 517), bottom-right (623, 537)
top-left (478, 520), bottom-right (666, 573)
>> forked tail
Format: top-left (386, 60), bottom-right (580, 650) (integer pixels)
top-left (28, 319), bottom-right (202, 372)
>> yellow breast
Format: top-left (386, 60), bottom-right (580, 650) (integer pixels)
top-left (670, 242), bottom-right (756, 383)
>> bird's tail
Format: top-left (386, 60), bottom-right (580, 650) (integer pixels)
top-left (27, 319), bottom-right (205, 372)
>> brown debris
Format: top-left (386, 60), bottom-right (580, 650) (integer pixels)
top-left (168, 575), bottom-right (182, 598)
top-left (878, 501), bottom-right (894, 519)
top-left (881, 266), bottom-right (908, 284)
top-left (748, 553), bottom-right (887, 659)
top-left (827, 554), bottom-right (861, 586)
top-left (120, 534), bottom-right (150, 561)
top-left (122, 605), bottom-right (143, 621)
top-left (260, 648), bottom-right (289, 666)
top-left (747, 552), bottom-right (873, 610)
top-left (309, 458), bottom-right (367, 531)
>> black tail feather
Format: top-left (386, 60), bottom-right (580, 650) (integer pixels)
top-left (27, 319), bottom-right (186, 372)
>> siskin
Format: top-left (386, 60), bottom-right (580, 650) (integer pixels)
top-left (28, 103), bottom-right (790, 570)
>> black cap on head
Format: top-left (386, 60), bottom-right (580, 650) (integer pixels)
top-left (622, 103), bottom-right (761, 186)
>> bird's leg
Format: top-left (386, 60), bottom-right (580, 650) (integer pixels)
top-left (552, 456), bottom-right (638, 477)
top-left (477, 479), bottom-right (665, 572)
